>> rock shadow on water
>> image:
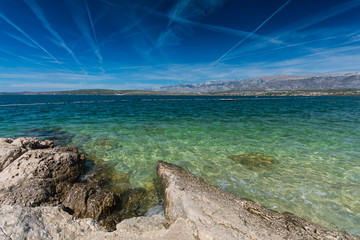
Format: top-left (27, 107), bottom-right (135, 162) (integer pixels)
top-left (228, 153), bottom-right (276, 170)
top-left (144, 125), bottom-right (166, 135)
top-left (93, 137), bottom-right (123, 150)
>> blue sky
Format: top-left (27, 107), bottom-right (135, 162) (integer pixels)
top-left (0, 0), bottom-right (360, 91)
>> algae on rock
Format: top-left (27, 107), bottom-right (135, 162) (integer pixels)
top-left (228, 153), bottom-right (275, 170)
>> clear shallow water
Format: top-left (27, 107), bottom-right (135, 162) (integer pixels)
top-left (0, 95), bottom-right (359, 235)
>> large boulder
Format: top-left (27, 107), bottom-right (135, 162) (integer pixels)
top-left (156, 161), bottom-right (357, 240)
top-left (0, 137), bottom-right (122, 231)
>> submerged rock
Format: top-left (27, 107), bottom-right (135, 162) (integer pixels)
top-left (144, 126), bottom-right (165, 135)
top-left (228, 153), bottom-right (275, 169)
top-left (119, 186), bottom-right (162, 219)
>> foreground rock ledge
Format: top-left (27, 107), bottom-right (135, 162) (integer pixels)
top-left (0, 139), bottom-right (358, 239)
top-left (156, 162), bottom-right (358, 240)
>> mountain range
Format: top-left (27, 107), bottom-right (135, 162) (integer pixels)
top-left (153, 72), bottom-right (360, 93)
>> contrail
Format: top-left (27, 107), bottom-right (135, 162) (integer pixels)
top-left (0, 12), bottom-right (61, 64)
top-left (98, 0), bottom-right (124, 9)
top-left (167, 0), bottom-right (191, 28)
top-left (3, 31), bottom-right (36, 48)
top-left (276, 0), bottom-right (360, 36)
top-left (141, 6), bottom-right (283, 45)
top-left (214, 0), bottom-right (292, 64)
top-left (65, 0), bottom-right (103, 65)
top-left (221, 36), bottom-right (338, 62)
top-left (0, 47), bottom-right (53, 67)
top-left (83, 0), bottom-right (102, 64)
top-left (100, 26), bottom-right (160, 47)
top-left (24, 0), bottom-right (87, 73)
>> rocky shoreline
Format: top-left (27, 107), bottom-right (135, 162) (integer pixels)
top-left (0, 138), bottom-right (358, 239)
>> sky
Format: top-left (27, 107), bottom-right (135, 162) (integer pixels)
top-left (0, 0), bottom-right (360, 91)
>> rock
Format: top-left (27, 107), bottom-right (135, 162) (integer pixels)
top-left (119, 185), bottom-right (162, 220)
top-left (228, 153), bottom-right (275, 169)
top-left (62, 183), bottom-right (121, 231)
top-left (0, 137), bottom-right (52, 172)
top-left (0, 204), bottom-right (104, 240)
top-left (156, 161), bottom-right (357, 240)
top-left (0, 137), bottom-right (122, 231)
top-left (120, 188), bottom-right (147, 219)
top-left (0, 138), bottom-right (25, 171)
top-left (0, 179), bottom-right (54, 206)
top-left (84, 161), bottom-right (131, 194)
top-left (0, 138), bottom-right (85, 206)
top-left (11, 137), bottom-right (54, 150)
top-left (84, 215), bottom-right (196, 240)
top-left (144, 126), bottom-right (165, 135)
top-left (62, 183), bottom-right (92, 216)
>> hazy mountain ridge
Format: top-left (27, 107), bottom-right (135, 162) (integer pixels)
top-left (153, 73), bottom-right (360, 93)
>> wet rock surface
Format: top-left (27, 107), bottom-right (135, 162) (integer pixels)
top-left (62, 183), bottom-right (122, 230)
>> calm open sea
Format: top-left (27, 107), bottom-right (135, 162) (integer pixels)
top-left (0, 95), bottom-right (359, 235)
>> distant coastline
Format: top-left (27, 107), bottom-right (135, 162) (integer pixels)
top-left (1, 88), bottom-right (360, 96)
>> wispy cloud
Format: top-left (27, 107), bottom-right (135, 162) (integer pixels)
top-left (83, 0), bottom-right (101, 64)
top-left (221, 34), bottom-right (338, 63)
top-left (65, 0), bottom-right (103, 65)
top-left (0, 71), bottom-right (110, 85)
top-left (214, 0), bottom-right (292, 64)
top-left (0, 12), bottom-right (61, 64)
top-left (167, 0), bottom-right (227, 26)
top-left (277, 0), bottom-right (360, 34)
top-left (24, 0), bottom-right (87, 73)
top-left (167, 0), bottom-right (191, 27)
top-left (212, 0), bottom-right (360, 66)
top-left (146, 7), bottom-right (280, 43)
top-left (97, 0), bottom-right (125, 10)
top-left (100, 26), bottom-right (160, 47)
top-left (156, 0), bottom-right (228, 48)
top-left (3, 31), bottom-right (36, 48)
top-left (0, 47), bottom-right (53, 67)
top-left (220, 25), bottom-right (360, 66)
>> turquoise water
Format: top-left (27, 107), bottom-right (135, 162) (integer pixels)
top-left (0, 95), bottom-right (359, 235)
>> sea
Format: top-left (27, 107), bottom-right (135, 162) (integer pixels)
top-left (0, 95), bottom-right (359, 235)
